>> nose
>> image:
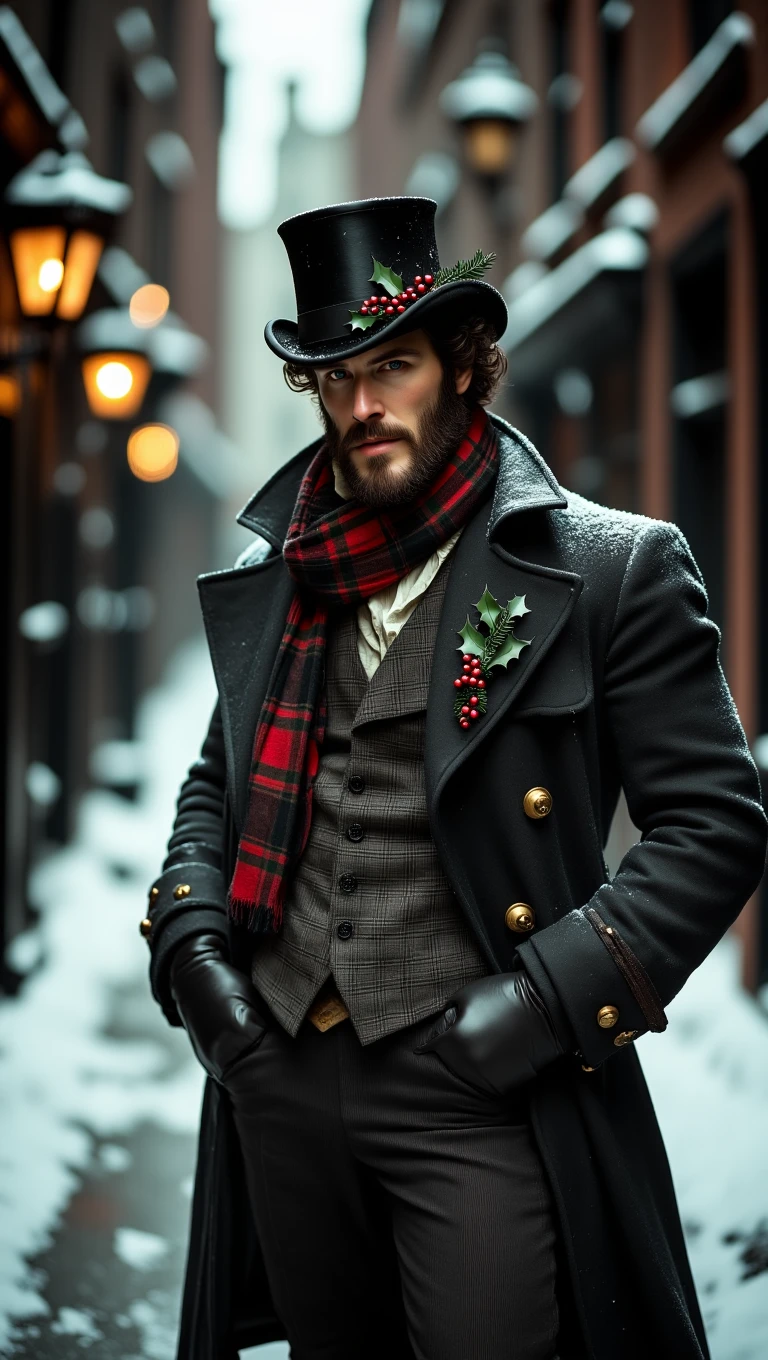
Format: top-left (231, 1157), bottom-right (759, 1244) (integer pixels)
top-left (352, 376), bottom-right (385, 427)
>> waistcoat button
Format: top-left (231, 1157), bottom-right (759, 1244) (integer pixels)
top-left (346, 823), bottom-right (364, 842)
top-left (337, 920), bottom-right (354, 940)
top-left (338, 873), bottom-right (358, 894)
top-left (348, 775), bottom-right (365, 794)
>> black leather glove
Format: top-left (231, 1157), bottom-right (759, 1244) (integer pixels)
top-left (170, 932), bottom-right (269, 1083)
top-left (416, 970), bottom-right (565, 1097)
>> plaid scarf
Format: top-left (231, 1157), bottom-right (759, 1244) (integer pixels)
top-left (227, 406), bottom-right (498, 933)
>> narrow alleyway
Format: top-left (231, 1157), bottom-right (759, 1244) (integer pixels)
top-left (0, 640), bottom-right (766, 1359)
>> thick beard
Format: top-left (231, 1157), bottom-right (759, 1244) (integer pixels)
top-left (321, 369), bottom-right (473, 510)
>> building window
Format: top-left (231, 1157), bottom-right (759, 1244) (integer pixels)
top-left (689, 0), bottom-right (733, 54)
top-left (548, 0), bottom-right (571, 200)
top-left (599, 2), bottom-right (632, 142)
top-left (670, 213), bottom-right (728, 638)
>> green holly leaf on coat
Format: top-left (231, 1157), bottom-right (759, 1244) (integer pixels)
top-left (348, 311), bottom-right (379, 331)
top-left (475, 586), bottom-right (503, 630)
top-left (507, 594), bottom-right (530, 620)
top-left (369, 257), bottom-right (404, 297)
top-left (457, 617), bottom-right (485, 657)
top-left (488, 632), bottom-right (532, 670)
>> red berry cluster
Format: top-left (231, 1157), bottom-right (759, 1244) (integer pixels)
top-left (452, 654), bottom-right (487, 728)
top-left (359, 274), bottom-right (434, 317)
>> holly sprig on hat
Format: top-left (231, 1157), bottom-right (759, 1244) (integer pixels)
top-left (348, 250), bottom-right (496, 331)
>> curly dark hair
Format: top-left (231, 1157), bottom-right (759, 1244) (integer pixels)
top-left (283, 315), bottom-right (507, 409)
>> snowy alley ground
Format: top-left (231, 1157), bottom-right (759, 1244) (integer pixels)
top-left (0, 637), bottom-right (766, 1358)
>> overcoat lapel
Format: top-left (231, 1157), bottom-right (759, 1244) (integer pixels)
top-left (198, 555), bottom-right (295, 832)
top-left (197, 446), bottom-right (317, 831)
top-left (424, 437), bottom-right (583, 813)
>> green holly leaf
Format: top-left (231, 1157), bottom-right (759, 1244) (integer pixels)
top-left (507, 594), bottom-right (530, 620)
top-left (475, 586), bottom-right (502, 630)
top-left (348, 310), bottom-right (379, 331)
top-left (457, 617), bottom-right (485, 657)
top-left (370, 257), bottom-right (404, 297)
top-left (488, 632), bottom-right (532, 670)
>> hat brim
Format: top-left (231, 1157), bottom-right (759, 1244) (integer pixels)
top-left (264, 279), bottom-right (508, 366)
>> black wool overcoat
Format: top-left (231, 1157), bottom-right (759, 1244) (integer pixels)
top-left (146, 415), bottom-right (767, 1360)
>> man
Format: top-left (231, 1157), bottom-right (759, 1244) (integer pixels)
top-left (143, 197), bottom-right (766, 1360)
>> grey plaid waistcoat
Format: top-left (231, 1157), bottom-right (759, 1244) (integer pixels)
top-left (250, 562), bottom-right (489, 1044)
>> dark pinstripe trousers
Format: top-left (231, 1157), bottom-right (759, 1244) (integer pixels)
top-left (224, 1010), bottom-right (560, 1360)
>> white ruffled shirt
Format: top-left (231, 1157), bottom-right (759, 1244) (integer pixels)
top-left (332, 459), bottom-right (462, 679)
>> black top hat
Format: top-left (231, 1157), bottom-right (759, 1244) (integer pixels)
top-left (264, 196), bottom-right (507, 365)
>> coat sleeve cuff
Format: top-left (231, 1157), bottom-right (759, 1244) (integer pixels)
top-left (143, 861), bottom-right (228, 1026)
top-left (516, 908), bottom-right (653, 1068)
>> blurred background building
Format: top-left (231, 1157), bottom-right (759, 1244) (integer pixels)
top-left (1, 3), bottom-right (768, 1357)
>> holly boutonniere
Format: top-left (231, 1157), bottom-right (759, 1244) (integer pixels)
top-left (453, 587), bottom-right (531, 729)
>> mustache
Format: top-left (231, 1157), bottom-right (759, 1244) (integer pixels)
top-left (338, 421), bottom-right (414, 456)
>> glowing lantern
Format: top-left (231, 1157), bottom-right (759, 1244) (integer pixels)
top-left (127, 423), bottom-right (179, 481)
top-left (4, 150), bottom-right (131, 321)
top-left (81, 350), bottom-right (151, 419)
top-left (129, 283), bottom-right (170, 328)
top-left (440, 45), bottom-right (537, 180)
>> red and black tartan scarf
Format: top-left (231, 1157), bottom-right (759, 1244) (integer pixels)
top-left (227, 405), bottom-right (498, 933)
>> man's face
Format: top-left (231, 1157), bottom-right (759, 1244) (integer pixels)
top-left (314, 329), bottom-right (472, 508)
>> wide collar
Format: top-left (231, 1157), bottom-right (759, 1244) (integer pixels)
top-left (234, 414), bottom-right (568, 551)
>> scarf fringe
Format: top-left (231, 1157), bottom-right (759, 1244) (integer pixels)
top-left (227, 895), bottom-right (282, 935)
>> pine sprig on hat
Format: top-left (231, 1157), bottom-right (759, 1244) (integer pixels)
top-left (433, 249), bottom-right (496, 289)
top-left (347, 248), bottom-right (496, 331)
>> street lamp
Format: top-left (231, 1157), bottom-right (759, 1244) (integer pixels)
top-left (77, 308), bottom-right (152, 419)
top-left (4, 150), bottom-right (132, 321)
top-left (440, 43), bottom-right (538, 180)
top-left (126, 423), bottom-right (179, 481)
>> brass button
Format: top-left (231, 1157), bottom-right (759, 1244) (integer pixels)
top-left (173, 883), bottom-right (191, 900)
top-left (523, 787), bottom-right (552, 819)
top-left (139, 917), bottom-right (152, 938)
top-left (149, 886), bottom-right (159, 901)
top-left (614, 1030), bottom-right (639, 1048)
top-left (581, 1064), bottom-right (596, 1072)
top-left (597, 1005), bottom-right (619, 1029)
top-left (505, 902), bottom-right (536, 933)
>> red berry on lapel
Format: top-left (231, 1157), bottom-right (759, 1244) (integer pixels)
top-left (414, 275), bottom-right (422, 283)
top-left (360, 306), bottom-right (368, 314)
top-left (462, 654), bottom-right (471, 662)
top-left (385, 306), bottom-right (394, 314)
top-left (370, 306), bottom-right (379, 315)
top-left (470, 710), bottom-right (479, 720)
top-left (453, 679), bottom-right (462, 689)
top-left (417, 283), bottom-right (426, 293)
top-left (477, 679), bottom-right (486, 689)
top-left (424, 274), bottom-right (433, 284)
top-left (460, 719), bottom-right (470, 729)
top-left (461, 676), bottom-right (470, 685)
top-left (461, 705), bottom-right (469, 715)
top-left (396, 305), bottom-right (405, 312)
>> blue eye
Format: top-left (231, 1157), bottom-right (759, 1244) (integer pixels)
top-left (387, 360), bottom-right (404, 371)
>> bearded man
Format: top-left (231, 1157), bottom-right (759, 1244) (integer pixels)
top-left (143, 198), bottom-right (766, 1360)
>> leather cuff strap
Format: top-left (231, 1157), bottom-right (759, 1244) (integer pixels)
top-left (583, 907), bottom-right (667, 1033)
